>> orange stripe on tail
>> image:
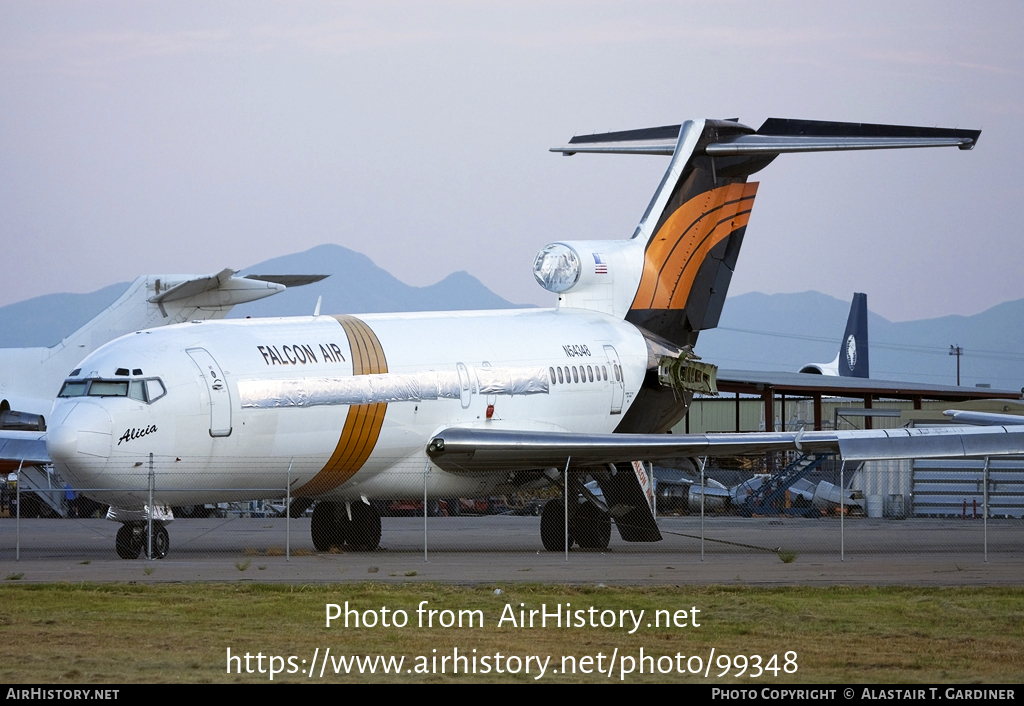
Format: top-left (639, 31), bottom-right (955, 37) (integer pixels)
top-left (631, 182), bottom-right (758, 311)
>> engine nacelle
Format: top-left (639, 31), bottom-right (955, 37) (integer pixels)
top-left (0, 406), bottom-right (46, 431)
top-left (532, 239), bottom-right (644, 317)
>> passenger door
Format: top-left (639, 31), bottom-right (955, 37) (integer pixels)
top-left (187, 348), bottom-right (232, 437)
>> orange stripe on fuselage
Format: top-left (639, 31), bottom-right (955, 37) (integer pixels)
top-left (296, 315), bottom-right (388, 496)
top-left (631, 182), bottom-right (758, 311)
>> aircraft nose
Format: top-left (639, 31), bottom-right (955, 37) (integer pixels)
top-left (47, 402), bottom-right (113, 481)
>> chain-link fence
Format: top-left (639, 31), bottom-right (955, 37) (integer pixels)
top-left (3, 453), bottom-right (1022, 571)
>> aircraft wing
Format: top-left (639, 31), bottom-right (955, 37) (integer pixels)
top-left (715, 369), bottom-right (1023, 401)
top-left (426, 423), bottom-right (1024, 474)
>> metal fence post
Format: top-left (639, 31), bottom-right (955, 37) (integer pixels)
top-left (286, 458), bottom-right (293, 562)
top-left (423, 459), bottom-right (430, 563)
top-left (15, 459), bottom-right (23, 561)
top-left (564, 457), bottom-right (571, 562)
top-left (983, 456), bottom-right (990, 563)
top-left (840, 460), bottom-right (846, 562)
top-left (147, 453), bottom-right (154, 561)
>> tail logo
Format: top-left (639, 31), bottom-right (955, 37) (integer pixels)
top-left (846, 335), bottom-right (858, 369)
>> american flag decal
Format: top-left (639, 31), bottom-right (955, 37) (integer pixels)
top-left (593, 253), bottom-right (608, 274)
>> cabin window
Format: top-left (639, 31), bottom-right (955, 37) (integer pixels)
top-left (549, 367), bottom-right (556, 385)
top-left (557, 367), bottom-right (564, 384)
top-left (587, 365), bottom-right (594, 382)
top-left (571, 367), bottom-right (579, 383)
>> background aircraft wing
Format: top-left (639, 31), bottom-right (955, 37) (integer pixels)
top-left (426, 423), bottom-right (1024, 474)
top-left (0, 430), bottom-right (49, 467)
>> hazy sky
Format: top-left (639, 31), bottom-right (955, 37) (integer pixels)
top-left (2, 1), bottom-right (1021, 322)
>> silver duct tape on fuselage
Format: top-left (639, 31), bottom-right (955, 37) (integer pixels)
top-left (237, 367), bottom-right (550, 409)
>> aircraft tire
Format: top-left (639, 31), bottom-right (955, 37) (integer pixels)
top-left (115, 524), bottom-right (142, 560)
top-left (311, 501), bottom-right (347, 551)
top-left (144, 523), bottom-right (170, 560)
top-left (540, 499), bottom-right (573, 551)
top-left (573, 503), bottom-right (611, 549)
top-left (347, 502), bottom-right (381, 551)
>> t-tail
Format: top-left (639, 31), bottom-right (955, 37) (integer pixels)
top-left (800, 292), bottom-right (869, 377)
top-left (538, 117), bottom-right (977, 431)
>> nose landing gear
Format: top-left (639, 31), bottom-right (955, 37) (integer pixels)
top-left (115, 522), bottom-right (169, 559)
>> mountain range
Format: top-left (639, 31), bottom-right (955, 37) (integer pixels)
top-left (1, 244), bottom-right (1020, 391)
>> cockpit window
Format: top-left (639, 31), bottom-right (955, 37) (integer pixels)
top-left (58, 378), bottom-right (167, 404)
top-left (145, 379), bottom-right (167, 402)
top-left (58, 381), bottom-right (89, 397)
top-left (88, 381), bottom-right (129, 396)
top-left (129, 380), bottom-right (146, 401)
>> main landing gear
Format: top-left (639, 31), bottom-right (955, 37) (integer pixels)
top-left (540, 498), bottom-right (611, 551)
top-left (311, 501), bottom-right (382, 551)
top-left (115, 522), bottom-right (169, 559)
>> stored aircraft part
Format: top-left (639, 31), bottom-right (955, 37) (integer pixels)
top-left (237, 366), bottom-right (549, 409)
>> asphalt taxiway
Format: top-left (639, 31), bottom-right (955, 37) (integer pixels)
top-left (1, 515), bottom-right (1021, 585)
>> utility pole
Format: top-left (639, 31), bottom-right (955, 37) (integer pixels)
top-left (949, 344), bottom-right (963, 386)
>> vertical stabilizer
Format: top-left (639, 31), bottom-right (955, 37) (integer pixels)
top-left (799, 292), bottom-right (869, 377)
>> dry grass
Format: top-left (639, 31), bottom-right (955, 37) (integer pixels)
top-left (0, 584), bottom-right (1021, 683)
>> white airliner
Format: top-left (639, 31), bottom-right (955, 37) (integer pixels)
top-left (0, 270), bottom-right (325, 433)
top-left (7, 117), bottom-right (1024, 560)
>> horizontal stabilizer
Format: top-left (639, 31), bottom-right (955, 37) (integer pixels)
top-left (551, 118), bottom-right (980, 156)
top-left (149, 271), bottom-right (327, 308)
top-left (244, 274), bottom-right (329, 287)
